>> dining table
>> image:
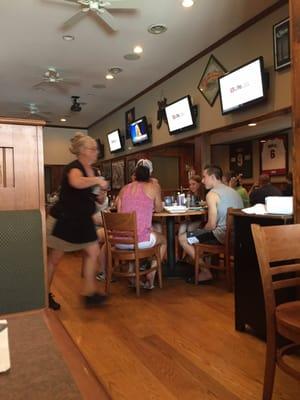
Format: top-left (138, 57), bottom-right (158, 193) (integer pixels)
top-left (153, 208), bottom-right (207, 277)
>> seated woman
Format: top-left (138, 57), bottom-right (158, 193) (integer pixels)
top-left (178, 175), bottom-right (204, 238)
top-left (117, 160), bottom-right (167, 289)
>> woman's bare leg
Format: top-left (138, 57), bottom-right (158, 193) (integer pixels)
top-left (81, 243), bottom-right (101, 295)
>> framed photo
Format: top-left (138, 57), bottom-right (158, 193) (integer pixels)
top-left (273, 18), bottom-right (291, 71)
top-left (197, 55), bottom-right (227, 106)
top-left (260, 135), bottom-right (288, 176)
top-left (111, 159), bottom-right (125, 190)
top-left (126, 159), bottom-right (136, 183)
top-left (125, 107), bottom-right (135, 139)
top-left (229, 141), bottom-right (253, 178)
top-left (101, 161), bottom-right (111, 181)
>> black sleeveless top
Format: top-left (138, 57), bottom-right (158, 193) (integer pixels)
top-left (50, 160), bottom-right (98, 243)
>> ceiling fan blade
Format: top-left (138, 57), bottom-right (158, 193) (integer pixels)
top-left (95, 9), bottom-right (118, 31)
top-left (104, 0), bottom-right (138, 9)
top-left (61, 79), bottom-right (80, 86)
top-left (62, 10), bottom-right (87, 29)
top-left (33, 81), bottom-right (47, 88)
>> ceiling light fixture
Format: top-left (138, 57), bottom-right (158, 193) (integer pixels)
top-left (147, 24), bottom-right (167, 35)
top-left (62, 35), bottom-right (75, 41)
top-left (182, 0), bottom-right (194, 7)
top-left (105, 73), bottom-right (114, 80)
top-left (60, 118), bottom-right (67, 122)
top-left (124, 53), bottom-right (141, 60)
top-left (248, 122), bottom-right (257, 127)
top-left (133, 45), bottom-right (143, 54)
top-left (108, 66), bottom-right (123, 74)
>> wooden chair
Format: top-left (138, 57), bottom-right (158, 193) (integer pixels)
top-left (251, 223), bottom-right (300, 400)
top-left (102, 212), bottom-right (163, 296)
top-left (193, 208), bottom-right (234, 291)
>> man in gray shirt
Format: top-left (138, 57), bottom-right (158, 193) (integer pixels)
top-left (179, 165), bottom-right (243, 282)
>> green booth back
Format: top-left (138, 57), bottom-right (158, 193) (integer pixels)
top-left (0, 210), bottom-right (45, 314)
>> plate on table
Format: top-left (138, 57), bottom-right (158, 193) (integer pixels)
top-left (188, 206), bottom-right (207, 211)
top-left (164, 206), bottom-right (188, 214)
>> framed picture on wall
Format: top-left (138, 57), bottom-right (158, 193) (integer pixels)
top-left (260, 134), bottom-right (288, 176)
top-left (229, 141), bottom-right (253, 178)
top-left (111, 159), bottom-right (125, 190)
top-left (126, 159), bottom-right (136, 183)
top-left (101, 161), bottom-right (111, 181)
top-left (273, 18), bottom-right (291, 71)
top-left (197, 55), bottom-right (227, 106)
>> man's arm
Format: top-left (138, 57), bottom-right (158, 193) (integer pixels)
top-left (204, 191), bottom-right (219, 231)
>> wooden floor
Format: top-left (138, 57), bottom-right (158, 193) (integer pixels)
top-left (52, 254), bottom-right (300, 400)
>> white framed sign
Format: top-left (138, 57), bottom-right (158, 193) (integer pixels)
top-left (260, 135), bottom-right (287, 176)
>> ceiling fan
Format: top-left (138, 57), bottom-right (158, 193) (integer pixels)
top-left (33, 67), bottom-right (79, 93)
top-left (57, 0), bottom-right (138, 31)
top-left (9, 103), bottom-right (53, 122)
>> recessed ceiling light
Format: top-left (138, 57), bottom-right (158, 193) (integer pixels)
top-left (105, 73), bottom-right (114, 80)
top-left (62, 35), bottom-right (74, 41)
top-left (124, 53), bottom-right (141, 60)
top-left (248, 123), bottom-right (257, 127)
top-left (147, 24), bottom-right (167, 35)
top-left (133, 45), bottom-right (143, 54)
top-left (60, 118), bottom-right (67, 122)
top-left (108, 66), bottom-right (123, 74)
top-left (182, 0), bottom-right (194, 7)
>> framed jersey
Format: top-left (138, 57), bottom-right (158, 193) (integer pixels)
top-left (260, 134), bottom-right (288, 176)
top-left (229, 140), bottom-right (253, 178)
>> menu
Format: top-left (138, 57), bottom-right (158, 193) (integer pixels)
top-left (0, 320), bottom-right (10, 373)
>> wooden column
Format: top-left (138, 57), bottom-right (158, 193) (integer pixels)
top-left (194, 136), bottom-right (202, 174)
top-left (290, 1), bottom-right (300, 222)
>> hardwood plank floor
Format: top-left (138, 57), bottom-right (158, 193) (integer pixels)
top-left (52, 254), bottom-right (300, 400)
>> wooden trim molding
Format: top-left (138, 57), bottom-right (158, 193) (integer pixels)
top-left (0, 117), bottom-right (46, 126)
top-left (89, 0), bottom-right (288, 129)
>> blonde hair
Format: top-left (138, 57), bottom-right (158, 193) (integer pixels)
top-left (69, 132), bottom-right (95, 156)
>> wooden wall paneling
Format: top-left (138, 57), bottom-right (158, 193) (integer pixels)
top-left (289, 0), bottom-right (300, 222)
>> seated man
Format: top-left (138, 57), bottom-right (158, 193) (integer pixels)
top-left (179, 165), bottom-right (243, 282)
top-left (249, 174), bottom-right (282, 205)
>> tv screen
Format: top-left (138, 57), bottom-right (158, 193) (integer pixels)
top-left (107, 129), bottom-right (123, 153)
top-left (129, 116), bottom-right (151, 146)
top-left (219, 57), bottom-right (267, 115)
top-left (165, 95), bottom-right (196, 135)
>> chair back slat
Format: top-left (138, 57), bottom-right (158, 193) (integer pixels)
top-left (271, 263), bottom-right (300, 276)
top-left (273, 277), bottom-right (300, 291)
top-left (262, 224), bottom-right (300, 262)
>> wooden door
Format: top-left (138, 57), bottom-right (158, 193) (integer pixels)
top-left (0, 118), bottom-right (45, 211)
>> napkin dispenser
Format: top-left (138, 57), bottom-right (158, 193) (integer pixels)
top-left (265, 196), bottom-right (293, 215)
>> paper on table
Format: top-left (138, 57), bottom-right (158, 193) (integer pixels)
top-left (0, 320), bottom-right (11, 373)
top-left (242, 203), bottom-right (266, 215)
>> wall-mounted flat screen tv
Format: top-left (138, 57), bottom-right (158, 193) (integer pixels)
top-left (129, 116), bottom-right (151, 146)
top-left (218, 57), bottom-right (268, 115)
top-left (165, 95), bottom-right (196, 135)
top-left (107, 129), bottom-right (123, 153)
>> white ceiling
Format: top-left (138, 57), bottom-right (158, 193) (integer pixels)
top-left (0, 0), bottom-right (280, 128)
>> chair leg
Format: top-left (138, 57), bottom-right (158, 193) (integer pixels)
top-left (263, 337), bottom-right (277, 400)
top-left (157, 255), bottom-right (163, 289)
top-left (135, 260), bottom-right (140, 297)
top-left (194, 247), bottom-right (200, 285)
top-left (105, 262), bottom-right (112, 294)
top-left (225, 253), bottom-right (233, 292)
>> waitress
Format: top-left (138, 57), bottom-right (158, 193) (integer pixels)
top-left (47, 132), bottom-right (108, 309)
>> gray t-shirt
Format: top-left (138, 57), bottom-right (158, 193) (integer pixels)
top-left (210, 183), bottom-right (243, 243)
